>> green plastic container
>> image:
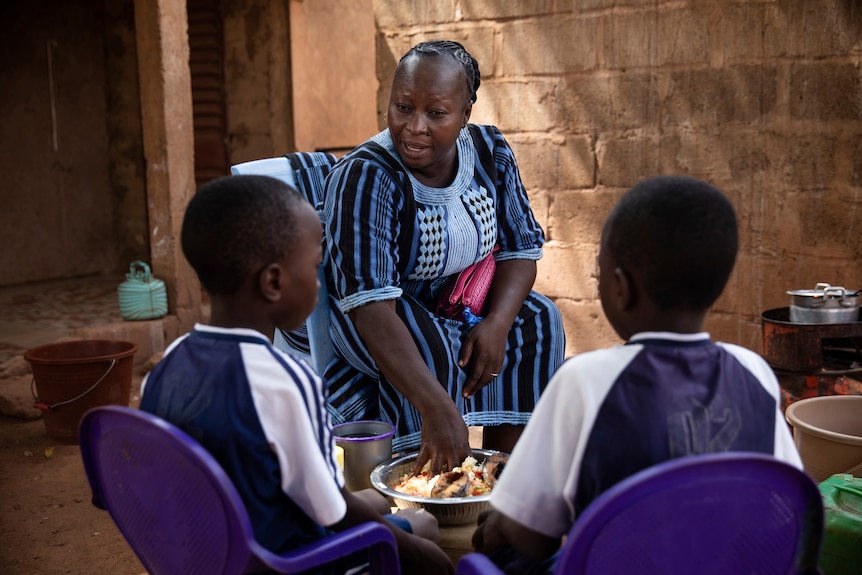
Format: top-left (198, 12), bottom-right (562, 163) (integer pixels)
top-left (818, 474), bottom-right (862, 575)
top-left (117, 260), bottom-right (168, 320)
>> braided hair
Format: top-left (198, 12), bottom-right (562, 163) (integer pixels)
top-left (400, 40), bottom-right (481, 103)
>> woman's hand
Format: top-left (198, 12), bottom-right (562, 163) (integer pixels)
top-left (458, 258), bottom-right (537, 398)
top-left (458, 315), bottom-right (509, 398)
top-left (413, 404), bottom-right (471, 476)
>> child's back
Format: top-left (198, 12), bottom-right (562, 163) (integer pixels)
top-left (471, 175), bottom-right (802, 574)
top-left (141, 325), bottom-right (341, 551)
top-left (140, 174), bottom-right (343, 553)
top-left (140, 175), bottom-right (454, 574)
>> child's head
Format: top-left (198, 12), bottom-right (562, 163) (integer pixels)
top-left (181, 174), bottom-right (322, 330)
top-left (599, 176), bottom-right (738, 337)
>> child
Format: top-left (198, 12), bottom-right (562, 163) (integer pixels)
top-left (470, 175), bottom-right (803, 574)
top-left (139, 174), bottom-right (453, 575)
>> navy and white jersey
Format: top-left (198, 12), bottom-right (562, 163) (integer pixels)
top-left (490, 331), bottom-right (802, 539)
top-left (140, 324), bottom-right (345, 554)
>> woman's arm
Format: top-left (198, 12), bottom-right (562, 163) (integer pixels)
top-left (459, 258), bottom-right (536, 398)
top-left (348, 300), bottom-right (471, 474)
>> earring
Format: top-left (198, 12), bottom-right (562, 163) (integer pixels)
top-left (383, 113), bottom-right (388, 124)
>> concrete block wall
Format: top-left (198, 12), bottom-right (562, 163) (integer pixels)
top-left (373, 0), bottom-right (862, 357)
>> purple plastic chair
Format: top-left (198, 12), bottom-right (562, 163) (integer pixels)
top-left (457, 452), bottom-right (824, 575)
top-left (79, 405), bottom-right (400, 575)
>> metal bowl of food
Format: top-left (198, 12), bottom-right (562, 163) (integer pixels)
top-left (370, 448), bottom-right (508, 525)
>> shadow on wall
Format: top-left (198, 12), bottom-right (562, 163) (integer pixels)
top-left (839, 0), bottom-right (862, 28)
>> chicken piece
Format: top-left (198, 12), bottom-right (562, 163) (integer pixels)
top-left (430, 470), bottom-right (470, 498)
top-left (482, 453), bottom-right (508, 489)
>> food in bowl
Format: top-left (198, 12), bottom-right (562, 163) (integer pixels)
top-left (393, 453), bottom-right (508, 498)
top-left (371, 449), bottom-right (510, 525)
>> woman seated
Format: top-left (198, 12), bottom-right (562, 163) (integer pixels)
top-left (317, 40), bottom-right (565, 474)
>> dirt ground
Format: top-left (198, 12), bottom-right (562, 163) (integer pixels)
top-left (0, 378), bottom-right (145, 575)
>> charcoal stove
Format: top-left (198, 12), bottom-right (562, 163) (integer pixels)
top-left (761, 307), bottom-right (862, 410)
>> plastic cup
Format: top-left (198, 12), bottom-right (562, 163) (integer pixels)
top-left (333, 421), bottom-right (395, 491)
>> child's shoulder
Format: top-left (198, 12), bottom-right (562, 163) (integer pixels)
top-left (714, 340), bottom-right (774, 375)
top-left (549, 344), bottom-right (640, 392)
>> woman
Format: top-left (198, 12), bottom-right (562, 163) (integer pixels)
top-left (322, 40), bottom-right (565, 474)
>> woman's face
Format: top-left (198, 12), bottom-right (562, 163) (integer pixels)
top-left (387, 55), bottom-right (472, 186)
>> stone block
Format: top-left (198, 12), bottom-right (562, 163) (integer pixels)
top-left (545, 188), bottom-right (618, 245)
top-left (581, 0), bottom-right (647, 8)
top-left (665, 66), bottom-right (778, 127)
top-left (554, 72), bottom-right (660, 132)
top-left (510, 135), bottom-right (594, 191)
top-left (838, 135), bottom-right (862, 188)
top-left (461, 0), bottom-right (573, 20)
top-left (559, 135), bottom-right (596, 189)
top-left (785, 135), bottom-right (838, 190)
top-left (716, 4), bottom-right (852, 63)
top-left (536, 241), bottom-right (598, 300)
top-left (373, 0), bottom-right (457, 29)
top-left (498, 16), bottom-right (597, 76)
top-left (737, 181), bottom-right (862, 274)
top-left (510, 136), bottom-right (560, 191)
top-left (554, 298), bottom-right (619, 357)
top-left (390, 27), bottom-right (496, 79)
top-left (375, 32), bottom-right (405, 78)
top-left (790, 63), bottom-right (862, 122)
top-left (482, 79), bottom-right (558, 133)
top-left (670, 131), bottom-right (734, 183)
top-left (794, 190), bottom-right (861, 259)
top-left (527, 188), bottom-right (551, 232)
top-left (721, 4), bottom-right (768, 62)
top-left (600, 6), bottom-right (710, 70)
top-left (597, 134), bottom-right (683, 189)
top-left (728, 134), bottom-right (774, 183)
top-left (724, 1), bottom-right (858, 61)
top-left (716, 4), bottom-right (854, 63)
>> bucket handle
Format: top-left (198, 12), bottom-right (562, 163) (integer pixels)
top-left (31, 358), bottom-right (117, 412)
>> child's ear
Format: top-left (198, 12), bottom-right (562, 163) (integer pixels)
top-left (258, 263), bottom-right (283, 303)
top-left (614, 267), bottom-right (636, 310)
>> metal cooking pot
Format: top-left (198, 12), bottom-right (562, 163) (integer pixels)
top-left (787, 283), bottom-right (861, 324)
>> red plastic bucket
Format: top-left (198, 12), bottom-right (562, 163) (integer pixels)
top-left (24, 340), bottom-right (138, 444)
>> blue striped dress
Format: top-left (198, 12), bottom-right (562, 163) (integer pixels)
top-left (322, 124), bottom-right (566, 452)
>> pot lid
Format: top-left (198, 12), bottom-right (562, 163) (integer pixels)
top-left (787, 283), bottom-right (855, 299)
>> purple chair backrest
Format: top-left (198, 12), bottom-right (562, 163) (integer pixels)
top-left (557, 452), bottom-right (824, 574)
top-left (79, 405), bottom-right (400, 575)
top-left (457, 452), bottom-right (823, 575)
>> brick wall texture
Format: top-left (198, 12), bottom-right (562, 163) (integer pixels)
top-left (373, 0), bottom-right (862, 357)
